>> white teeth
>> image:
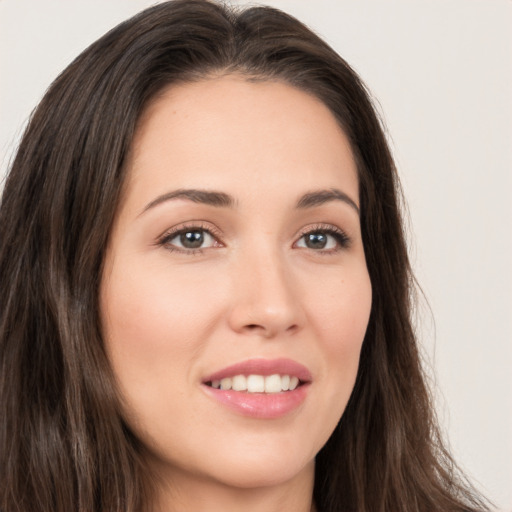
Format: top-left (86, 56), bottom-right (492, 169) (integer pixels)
top-left (232, 375), bottom-right (247, 391)
top-left (264, 374), bottom-right (282, 393)
top-left (220, 377), bottom-right (232, 390)
top-left (247, 375), bottom-right (265, 392)
top-left (210, 374), bottom-right (301, 393)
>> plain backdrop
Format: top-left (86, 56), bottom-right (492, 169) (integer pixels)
top-left (1, 1), bottom-right (511, 510)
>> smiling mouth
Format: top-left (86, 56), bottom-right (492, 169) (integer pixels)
top-left (202, 359), bottom-right (311, 418)
top-left (206, 374), bottom-right (303, 393)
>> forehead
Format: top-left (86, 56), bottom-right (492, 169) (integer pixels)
top-left (124, 75), bottom-right (359, 208)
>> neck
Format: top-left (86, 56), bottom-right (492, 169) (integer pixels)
top-left (151, 460), bottom-right (316, 512)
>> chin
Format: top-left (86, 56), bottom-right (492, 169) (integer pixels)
top-left (144, 429), bottom-right (318, 491)
top-left (199, 453), bottom-right (315, 490)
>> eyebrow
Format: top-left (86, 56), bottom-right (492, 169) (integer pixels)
top-left (140, 187), bottom-right (359, 215)
top-left (296, 188), bottom-right (359, 214)
top-left (141, 188), bottom-right (235, 215)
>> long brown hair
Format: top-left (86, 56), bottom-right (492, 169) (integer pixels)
top-left (0, 1), bottom-right (490, 511)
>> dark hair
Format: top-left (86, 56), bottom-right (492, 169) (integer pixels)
top-left (0, 1), bottom-right (490, 511)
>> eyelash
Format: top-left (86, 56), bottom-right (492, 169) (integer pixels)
top-left (157, 222), bottom-right (222, 255)
top-left (295, 224), bottom-right (351, 253)
top-left (156, 223), bottom-right (351, 254)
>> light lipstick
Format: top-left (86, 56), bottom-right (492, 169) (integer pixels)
top-left (201, 358), bottom-right (311, 419)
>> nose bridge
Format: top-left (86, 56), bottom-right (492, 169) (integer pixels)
top-left (228, 238), bottom-right (303, 337)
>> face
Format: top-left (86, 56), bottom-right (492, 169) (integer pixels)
top-left (100, 76), bottom-right (372, 493)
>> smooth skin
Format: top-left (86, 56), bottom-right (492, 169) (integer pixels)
top-left (100, 75), bottom-right (372, 512)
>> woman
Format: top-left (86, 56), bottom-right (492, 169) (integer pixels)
top-left (0, 1), bottom-right (492, 511)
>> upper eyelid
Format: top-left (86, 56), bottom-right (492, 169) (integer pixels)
top-left (299, 223), bottom-right (342, 233)
top-left (158, 221), bottom-right (223, 241)
top-left (296, 223), bottom-right (350, 238)
top-left (159, 222), bottom-right (346, 236)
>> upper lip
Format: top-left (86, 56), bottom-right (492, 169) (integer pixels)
top-left (202, 358), bottom-right (312, 384)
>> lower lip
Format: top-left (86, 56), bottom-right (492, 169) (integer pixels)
top-left (202, 384), bottom-right (309, 419)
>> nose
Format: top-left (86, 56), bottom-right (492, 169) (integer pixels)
top-left (227, 246), bottom-right (305, 338)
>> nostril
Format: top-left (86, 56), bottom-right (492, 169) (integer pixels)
top-left (242, 323), bottom-right (273, 336)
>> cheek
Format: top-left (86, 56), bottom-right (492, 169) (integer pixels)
top-left (99, 259), bottom-right (224, 450)
top-left (102, 257), bottom-right (216, 346)
top-left (100, 262), bottom-right (190, 390)
top-left (307, 267), bottom-right (372, 410)
top-left (99, 255), bottom-right (234, 406)
top-left (311, 267), bottom-right (372, 351)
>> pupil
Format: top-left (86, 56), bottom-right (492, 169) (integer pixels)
top-left (180, 231), bottom-right (203, 248)
top-left (306, 233), bottom-right (327, 249)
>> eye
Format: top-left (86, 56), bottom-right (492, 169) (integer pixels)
top-left (173, 230), bottom-right (215, 249)
top-left (159, 226), bottom-right (220, 252)
top-left (295, 227), bottom-right (350, 251)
